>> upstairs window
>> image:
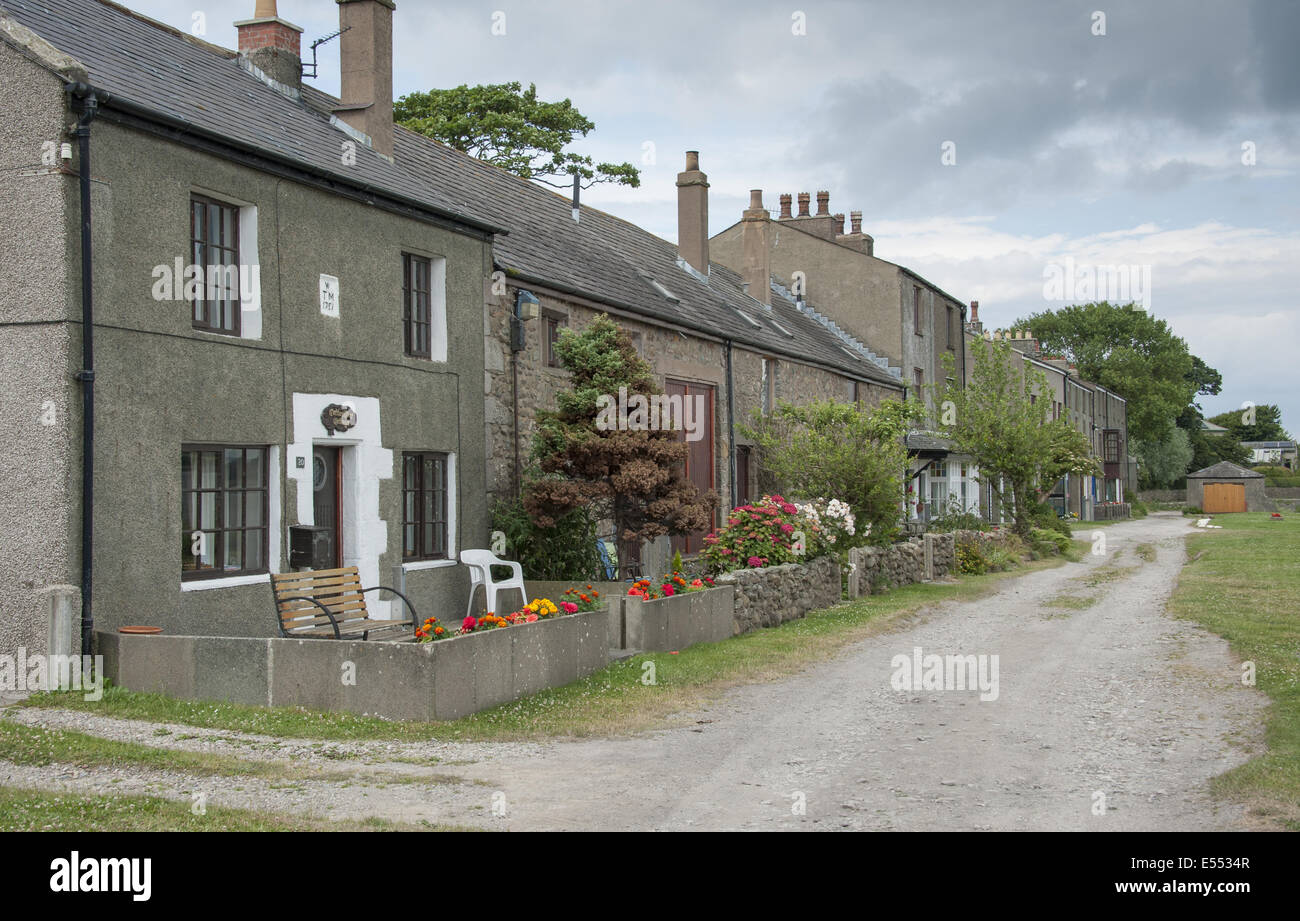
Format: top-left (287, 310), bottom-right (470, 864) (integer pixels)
top-left (403, 253), bottom-right (432, 358)
top-left (544, 313), bottom-right (566, 368)
top-left (191, 196), bottom-right (241, 335)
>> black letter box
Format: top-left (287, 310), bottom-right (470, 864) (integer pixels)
top-left (289, 525), bottom-right (333, 570)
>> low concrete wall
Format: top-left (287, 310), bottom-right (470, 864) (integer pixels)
top-left (621, 585), bottom-right (734, 652)
top-left (718, 555), bottom-right (841, 633)
top-left (97, 605), bottom-right (611, 722)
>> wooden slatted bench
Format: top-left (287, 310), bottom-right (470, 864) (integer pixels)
top-left (271, 567), bottom-right (420, 641)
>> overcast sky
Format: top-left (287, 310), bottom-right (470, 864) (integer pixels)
top-left (138, 0), bottom-right (1299, 435)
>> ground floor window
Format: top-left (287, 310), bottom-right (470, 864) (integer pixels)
top-left (403, 452), bottom-right (449, 560)
top-left (182, 445), bottom-right (269, 579)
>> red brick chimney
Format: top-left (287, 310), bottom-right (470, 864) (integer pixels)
top-left (796, 192), bottom-right (810, 217)
top-left (676, 151), bottom-right (710, 275)
top-left (235, 0), bottom-right (303, 89)
top-left (334, 0), bottom-right (396, 159)
top-left (815, 190), bottom-right (830, 216)
top-left (778, 194), bottom-right (792, 220)
top-left (966, 300), bottom-right (983, 336)
top-left (850, 211), bottom-right (862, 234)
top-left (741, 190), bottom-right (771, 306)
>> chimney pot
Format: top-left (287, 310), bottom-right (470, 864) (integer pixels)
top-left (833, 213), bottom-right (845, 235)
top-left (235, 0), bottom-right (303, 88)
top-left (676, 150), bottom-right (710, 275)
top-left (969, 300), bottom-right (979, 321)
top-left (335, 0), bottom-right (397, 159)
top-left (815, 191), bottom-right (830, 216)
top-left (741, 191), bottom-right (771, 306)
top-left (850, 211), bottom-right (862, 234)
top-left (797, 193), bottom-right (810, 217)
top-left (779, 194), bottom-right (792, 220)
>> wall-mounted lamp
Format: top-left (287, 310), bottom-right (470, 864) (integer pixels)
top-left (511, 289), bottom-right (540, 352)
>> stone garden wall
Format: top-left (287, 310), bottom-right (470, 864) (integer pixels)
top-left (717, 555), bottom-right (841, 634)
top-left (847, 530), bottom-right (1010, 597)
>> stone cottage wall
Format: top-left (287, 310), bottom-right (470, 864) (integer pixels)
top-left (718, 555), bottom-right (841, 634)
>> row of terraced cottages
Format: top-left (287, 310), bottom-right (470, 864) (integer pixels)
top-left (0, 0), bottom-right (1125, 657)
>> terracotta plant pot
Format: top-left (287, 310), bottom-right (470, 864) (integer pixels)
top-left (119, 626), bottom-right (163, 635)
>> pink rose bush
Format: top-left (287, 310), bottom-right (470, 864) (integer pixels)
top-left (701, 494), bottom-right (853, 574)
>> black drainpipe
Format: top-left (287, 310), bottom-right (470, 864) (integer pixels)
top-left (69, 83), bottom-right (100, 656)
top-left (725, 340), bottom-right (736, 510)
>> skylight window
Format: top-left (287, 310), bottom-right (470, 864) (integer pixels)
top-left (732, 307), bottom-right (762, 329)
top-left (769, 319), bottom-right (795, 338)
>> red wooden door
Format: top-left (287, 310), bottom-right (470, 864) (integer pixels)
top-left (666, 379), bottom-right (715, 556)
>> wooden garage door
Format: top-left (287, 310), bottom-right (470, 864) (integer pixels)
top-left (1203, 483), bottom-right (1246, 513)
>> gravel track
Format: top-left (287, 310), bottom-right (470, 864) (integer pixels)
top-left (2, 513), bottom-right (1267, 831)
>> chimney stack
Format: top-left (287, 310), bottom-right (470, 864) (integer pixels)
top-left (965, 300), bottom-right (983, 336)
top-left (815, 190), bottom-right (830, 216)
top-left (850, 211), bottom-right (862, 234)
top-left (334, 0), bottom-right (396, 159)
top-left (235, 0), bottom-right (303, 89)
top-left (778, 194), bottom-right (792, 220)
top-left (796, 192), bottom-right (810, 217)
top-left (676, 151), bottom-right (710, 275)
top-left (833, 213), bottom-right (845, 235)
top-left (741, 190), bottom-right (771, 306)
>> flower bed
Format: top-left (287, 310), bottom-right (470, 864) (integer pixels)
top-left (621, 583), bottom-right (735, 652)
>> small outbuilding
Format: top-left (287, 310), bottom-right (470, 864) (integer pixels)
top-left (1186, 462), bottom-right (1267, 513)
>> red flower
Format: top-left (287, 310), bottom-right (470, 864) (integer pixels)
top-left (461, 616), bottom-right (477, 632)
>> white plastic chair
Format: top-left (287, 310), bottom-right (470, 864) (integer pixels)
top-left (460, 549), bottom-right (528, 618)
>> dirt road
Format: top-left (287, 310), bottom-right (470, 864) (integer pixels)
top-left (3, 513), bottom-right (1266, 830)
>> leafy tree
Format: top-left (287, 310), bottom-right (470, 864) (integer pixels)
top-left (1134, 427), bottom-right (1195, 489)
top-left (1187, 354), bottom-right (1223, 403)
top-left (524, 314), bottom-right (713, 578)
top-left (740, 397), bottom-right (922, 545)
top-left (1207, 403), bottom-right (1292, 443)
top-left (1177, 405), bottom-right (1251, 473)
top-left (937, 341), bottom-right (1099, 536)
top-left (394, 82), bottom-right (640, 189)
top-left (1014, 302), bottom-right (1197, 445)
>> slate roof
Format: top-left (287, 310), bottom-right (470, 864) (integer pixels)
top-left (1186, 462), bottom-right (1264, 479)
top-left (3, 0), bottom-right (903, 388)
top-left (905, 432), bottom-right (954, 454)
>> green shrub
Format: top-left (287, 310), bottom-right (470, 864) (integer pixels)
top-left (956, 537), bottom-right (990, 574)
top-left (490, 497), bottom-right (603, 581)
top-left (986, 546), bottom-right (1021, 572)
top-left (1030, 501), bottom-right (1072, 538)
top-left (927, 496), bottom-right (986, 533)
top-left (1029, 527), bottom-right (1070, 556)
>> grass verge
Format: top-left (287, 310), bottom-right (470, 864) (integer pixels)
top-left (0, 718), bottom-right (441, 786)
top-left (1166, 512), bottom-right (1300, 830)
top-left (18, 555), bottom-right (1073, 743)
top-left (0, 785), bottom-right (467, 832)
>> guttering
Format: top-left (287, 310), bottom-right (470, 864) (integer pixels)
top-left (67, 81), bottom-right (99, 656)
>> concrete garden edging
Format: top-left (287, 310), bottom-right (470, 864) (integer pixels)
top-left (96, 604), bottom-right (612, 722)
top-left (620, 585), bottom-right (735, 652)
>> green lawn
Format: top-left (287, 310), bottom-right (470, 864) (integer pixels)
top-left (1167, 512), bottom-right (1300, 829)
top-left (18, 554), bottom-right (1072, 743)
